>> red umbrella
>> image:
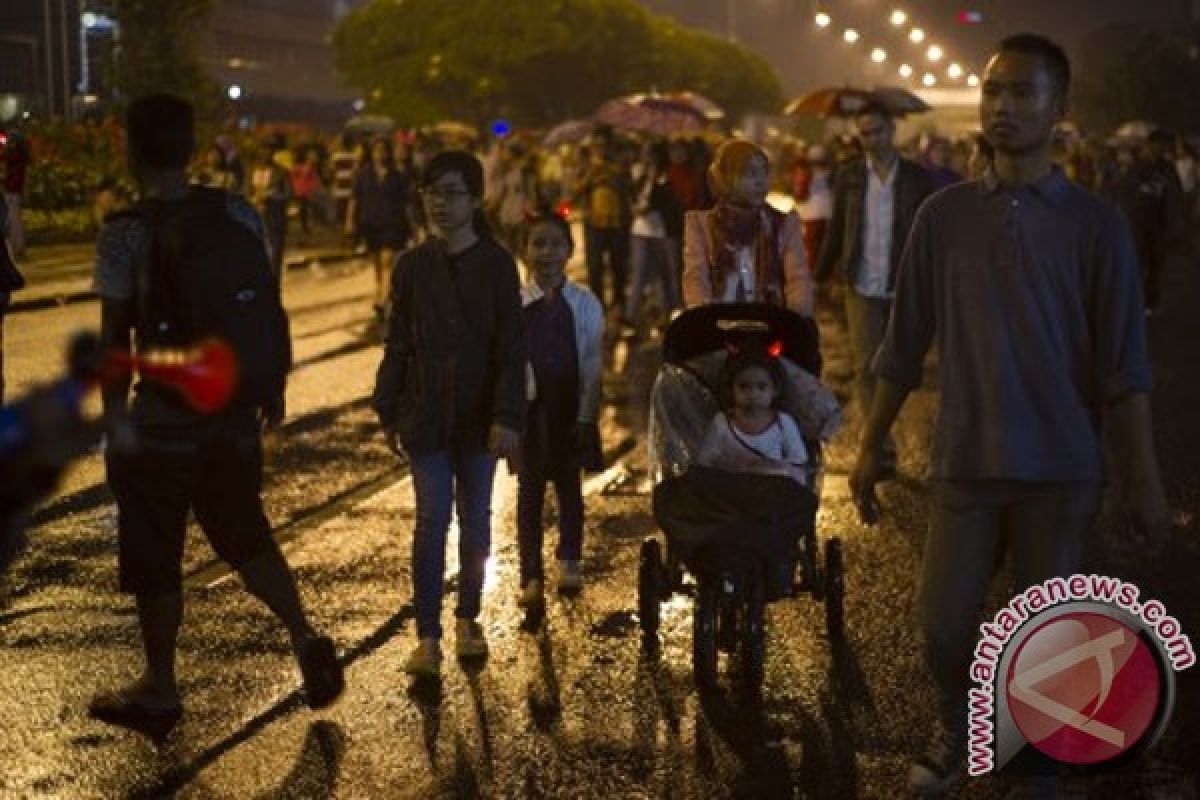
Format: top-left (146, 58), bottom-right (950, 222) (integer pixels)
top-left (783, 87), bottom-right (929, 118)
top-left (594, 93), bottom-right (709, 135)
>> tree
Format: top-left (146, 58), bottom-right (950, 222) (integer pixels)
top-left (332, 0), bottom-right (783, 127)
top-left (107, 0), bottom-right (217, 111)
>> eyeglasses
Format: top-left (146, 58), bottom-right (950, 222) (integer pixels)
top-left (421, 186), bottom-right (471, 201)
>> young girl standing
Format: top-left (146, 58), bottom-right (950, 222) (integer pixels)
top-left (698, 347), bottom-right (808, 485)
top-left (516, 212), bottom-right (605, 609)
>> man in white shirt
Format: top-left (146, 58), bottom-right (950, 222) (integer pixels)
top-left (815, 108), bottom-right (933, 476)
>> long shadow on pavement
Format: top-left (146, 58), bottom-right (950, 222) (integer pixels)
top-left (125, 605), bottom-right (414, 798)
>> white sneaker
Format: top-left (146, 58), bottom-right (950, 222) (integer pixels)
top-left (558, 560), bottom-right (582, 592)
top-left (518, 579), bottom-right (544, 610)
top-left (403, 638), bottom-right (442, 678)
top-left (455, 619), bottom-right (489, 659)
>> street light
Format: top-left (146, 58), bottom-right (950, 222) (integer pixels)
top-left (815, 11), bottom-right (832, 28)
top-left (843, 28), bottom-right (860, 44)
top-left (923, 72), bottom-right (937, 87)
top-left (890, 9), bottom-right (908, 26)
top-left (947, 63), bottom-right (964, 79)
top-left (926, 44), bottom-right (944, 62)
top-left (871, 47), bottom-right (888, 63)
top-left (899, 63), bottom-right (913, 78)
top-left (909, 27), bottom-right (926, 43)
top-left (967, 73), bottom-right (980, 87)
top-left (227, 84), bottom-right (243, 100)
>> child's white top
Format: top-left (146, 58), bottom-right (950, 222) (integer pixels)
top-left (697, 410), bottom-right (808, 483)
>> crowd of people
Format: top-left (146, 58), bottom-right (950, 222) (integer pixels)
top-left (0, 26), bottom-right (1193, 800)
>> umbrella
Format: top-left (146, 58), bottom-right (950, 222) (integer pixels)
top-left (594, 93), bottom-right (709, 135)
top-left (344, 114), bottom-right (396, 136)
top-left (783, 87), bottom-right (929, 118)
top-left (659, 91), bottom-right (725, 120)
top-left (1115, 120), bottom-right (1157, 141)
top-left (542, 118), bottom-right (595, 148)
top-left (426, 120), bottom-right (479, 139)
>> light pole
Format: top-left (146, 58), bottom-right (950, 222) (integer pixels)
top-left (727, 0), bottom-right (737, 42)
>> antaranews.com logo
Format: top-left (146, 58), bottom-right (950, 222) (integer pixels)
top-left (967, 574), bottom-right (1194, 776)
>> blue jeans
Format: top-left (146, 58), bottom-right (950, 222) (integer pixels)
top-left (409, 447), bottom-right (497, 640)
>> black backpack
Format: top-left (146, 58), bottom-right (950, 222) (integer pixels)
top-left (133, 187), bottom-right (291, 412)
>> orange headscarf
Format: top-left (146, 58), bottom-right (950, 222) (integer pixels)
top-left (707, 139), bottom-right (769, 201)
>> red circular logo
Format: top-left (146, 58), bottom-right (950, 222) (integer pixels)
top-left (1005, 612), bottom-right (1161, 765)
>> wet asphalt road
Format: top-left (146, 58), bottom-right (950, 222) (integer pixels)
top-left (1, 247), bottom-right (1198, 799)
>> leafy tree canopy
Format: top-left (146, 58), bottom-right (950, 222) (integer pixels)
top-left (333, 0), bottom-right (783, 126)
top-left (107, 0), bottom-right (217, 111)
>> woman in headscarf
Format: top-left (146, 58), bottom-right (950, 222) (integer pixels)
top-left (682, 139), bottom-right (812, 315)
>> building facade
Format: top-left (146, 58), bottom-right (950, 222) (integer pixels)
top-left (0, 0), bottom-right (82, 123)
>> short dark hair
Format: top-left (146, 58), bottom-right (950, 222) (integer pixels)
top-left (997, 33), bottom-right (1070, 97)
top-left (521, 210), bottom-right (574, 253)
top-left (126, 94), bottom-right (195, 170)
top-left (422, 150), bottom-right (484, 198)
top-left (718, 345), bottom-right (786, 411)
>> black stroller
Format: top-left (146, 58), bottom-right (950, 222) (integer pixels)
top-left (638, 303), bottom-right (845, 699)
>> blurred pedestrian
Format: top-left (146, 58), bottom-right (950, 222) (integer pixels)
top-left (329, 134), bottom-right (360, 232)
top-left (625, 141), bottom-right (682, 331)
top-left (90, 94), bottom-right (343, 732)
top-left (576, 128), bottom-right (634, 316)
top-left (488, 141), bottom-right (536, 252)
top-left (924, 137), bottom-right (963, 190)
top-left (815, 107), bottom-right (932, 477)
top-left (516, 212), bottom-right (604, 609)
top-left (682, 139), bottom-right (812, 315)
top-left (849, 35), bottom-right (1167, 798)
top-left (794, 144), bottom-right (833, 280)
top-left (348, 137), bottom-right (413, 320)
top-left (372, 151), bottom-right (525, 679)
top-left (249, 145), bottom-right (291, 283)
top-left (1, 127), bottom-right (30, 258)
top-left (1114, 129), bottom-right (1187, 316)
top-left (192, 144), bottom-right (237, 190)
top-left (291, 148), bottom-right (322, 240)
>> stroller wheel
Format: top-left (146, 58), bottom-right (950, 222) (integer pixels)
top-left (824, 538), bottom-right (845, 641)
top-left (638, 538), bottom-right (663, 642)
top-left (693, 576), bottom-right (719, 692)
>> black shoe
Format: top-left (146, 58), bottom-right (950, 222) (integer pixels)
top-left (88, 688), bottom-right (183, 739)
top-left (298, 635), bottom-right (345, 710)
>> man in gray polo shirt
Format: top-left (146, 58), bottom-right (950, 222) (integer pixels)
top-left (849, 34), bottom-right (1168, 798)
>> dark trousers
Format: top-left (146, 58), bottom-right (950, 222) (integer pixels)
top-left (516, 460), bottom-right (584, 584)
top-left (585, 224), bottom-right (630, 311)
top-left (916, 480), bottom-right (1100, 742)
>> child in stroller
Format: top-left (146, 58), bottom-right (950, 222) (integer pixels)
top-left (639, 302), bottom-right (843, 699)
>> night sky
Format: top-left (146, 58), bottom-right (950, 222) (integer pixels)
top-left (639, 0), bottom-right (1194, 91)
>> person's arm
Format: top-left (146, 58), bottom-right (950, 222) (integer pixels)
top-left (99, 298), bottom-right (134, 427)
top-left (681, 212), bottom-right (712, 308)
top-left (371, 252), bottom-right (413, 450)
top-left (575, 289), bottom-right (605, 424)
top-left (1107, 392), bottom-right (1168, 534)
top-left (1090, 207), bottom-right (1164, 535)
top-left (779, 211), bottom-right (813, 316)
top-left (849, 204), bottom-right (938, 522)
top-left (487, 250), bottom-right (528, 463)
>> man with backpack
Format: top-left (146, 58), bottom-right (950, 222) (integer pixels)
top-left (90, 94), bottom-right (343, 732)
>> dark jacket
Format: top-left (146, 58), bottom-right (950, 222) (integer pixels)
top-left (372, 236), bottom-right (526, 456)
top-left (814, 157), bottom-right (933, 292)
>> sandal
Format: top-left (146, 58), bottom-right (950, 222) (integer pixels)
top-left (88, 687), bottom-right (182, 738)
